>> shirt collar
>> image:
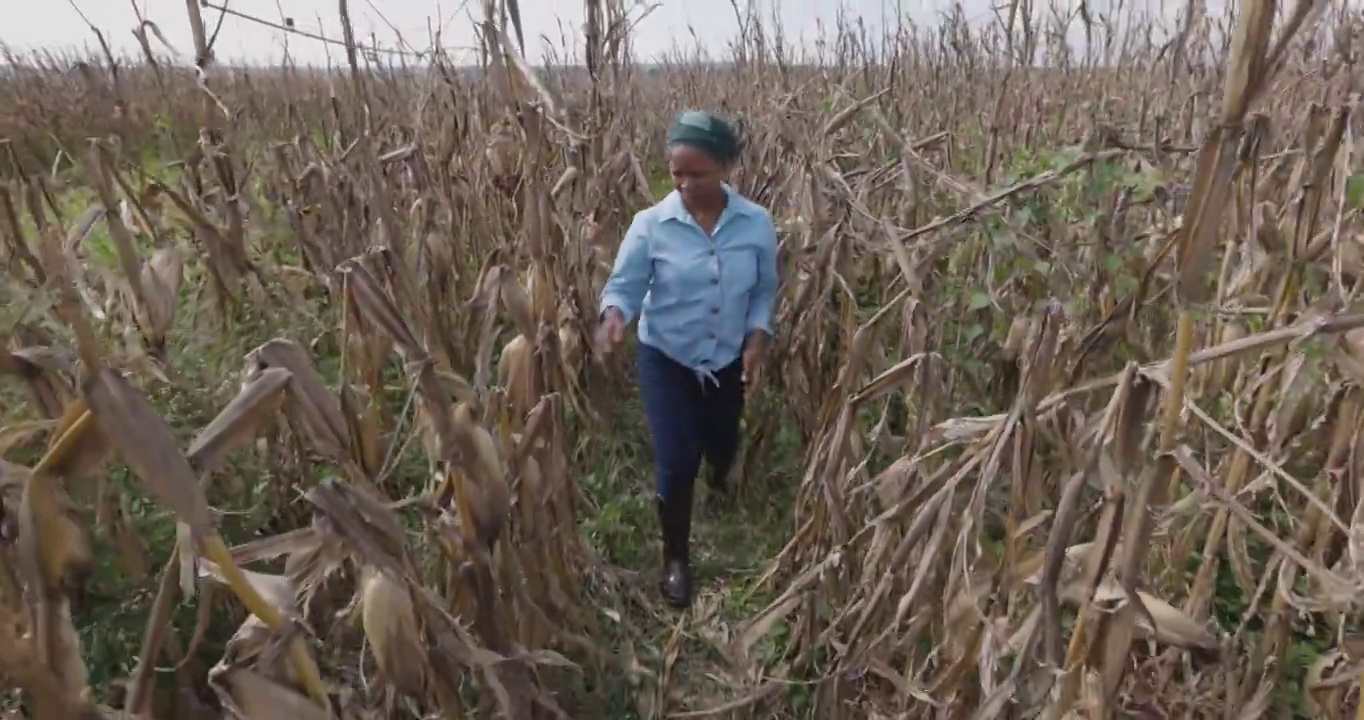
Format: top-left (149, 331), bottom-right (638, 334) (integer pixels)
top-left (659, 183), bottom-right (755, 224)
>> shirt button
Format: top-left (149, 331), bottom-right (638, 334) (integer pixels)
top-left (710, 307), bottom-right (719, 314)
top-left (711, 277), bottom-right (719, 284)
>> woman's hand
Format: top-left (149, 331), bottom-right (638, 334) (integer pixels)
top-left (741, 331), bottom-right (769, 389)
top-left (594, 307), bottom-right (627, 354)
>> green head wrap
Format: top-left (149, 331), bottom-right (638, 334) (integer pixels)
top-left (666, 111), bottom-right (740, 165)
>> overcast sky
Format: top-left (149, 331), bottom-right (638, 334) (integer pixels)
top-left (5, 0), bottom-right (1223, 66)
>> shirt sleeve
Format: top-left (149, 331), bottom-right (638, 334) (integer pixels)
top-left (598, 211), bottom-right (651, 324)
top-left (746, 214), bottom-right (779, 336)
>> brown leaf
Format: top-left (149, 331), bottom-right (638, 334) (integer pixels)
top-left (337, 261), bottom-right (421, 358)
top-left (214, 668), bottom-right (332, 720)
top-left (304, 480), bottom-right (408, 570)
top-left (198, 561), bottom-right (294, 617)
top-left (247, 339), bottom-right (349, 463)
top-left (1084, 583), bottom-right (1220, 651)
top-left (187, 367), bottom-right (291, 474)
top-left (81, 369), bottom-right (212, 533)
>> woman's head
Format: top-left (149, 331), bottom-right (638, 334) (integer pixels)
top-left (666, 111), bottom-right (740, 208)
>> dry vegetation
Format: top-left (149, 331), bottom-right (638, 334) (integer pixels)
top-left (2, 0), bottom-right (1364, 717)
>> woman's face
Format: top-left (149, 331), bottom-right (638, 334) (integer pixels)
top-left (668, 144), bottom-right (728, 208)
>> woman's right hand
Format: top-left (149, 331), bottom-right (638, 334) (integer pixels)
top-left (594, 308), bottom-right (627, 354)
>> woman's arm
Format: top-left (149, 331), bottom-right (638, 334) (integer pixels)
top-left (599, 212), bottom-right (652, 322)
top-left (745, 214), bottom-right (779, 338)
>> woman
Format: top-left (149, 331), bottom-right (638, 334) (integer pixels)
top-left (595, 111), bottom-right (779, 609)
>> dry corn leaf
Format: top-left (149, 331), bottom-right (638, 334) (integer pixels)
top-left (304, 480), bottom-right (407, 569)
top-left (199, 561), bottom-right (295, 615)
top-left (187, 366), bottom-right (292, 474)
top-left (214, 668), bottom-right (332, 720)
top-left (81, 368), bottom-right (212, 533)
top-left (247, 339), bottom-right (349, 462)
top-left (1074, 582), bottom-right (1220, 651)
top-left (337, 261), bottom-right (422, 358)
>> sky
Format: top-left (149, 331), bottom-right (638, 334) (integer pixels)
top-left (4, 0), bottom-right (1228, 67)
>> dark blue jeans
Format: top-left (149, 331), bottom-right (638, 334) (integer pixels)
top-left (637, 342), bottom-right (745, 505)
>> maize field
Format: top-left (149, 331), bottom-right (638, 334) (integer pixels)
top-left (1, 0), bottom-right (1364, 717)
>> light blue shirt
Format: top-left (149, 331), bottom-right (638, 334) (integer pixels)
top-left (599, 184), bottom-right (779, 378)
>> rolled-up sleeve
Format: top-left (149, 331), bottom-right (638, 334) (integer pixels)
top-left (599, 212), bottom-right (651, 323)
top-left (746, 215), bottom-right (779, 336)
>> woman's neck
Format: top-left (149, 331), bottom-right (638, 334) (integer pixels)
top-left (684, 193), bottom-right (728, 220)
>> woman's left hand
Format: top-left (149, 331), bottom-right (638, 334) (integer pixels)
top-left (742, 331), bottom-right (768, 390)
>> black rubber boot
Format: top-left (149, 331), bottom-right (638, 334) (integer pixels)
top-left (656, 496), bottom-right (693, 609)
